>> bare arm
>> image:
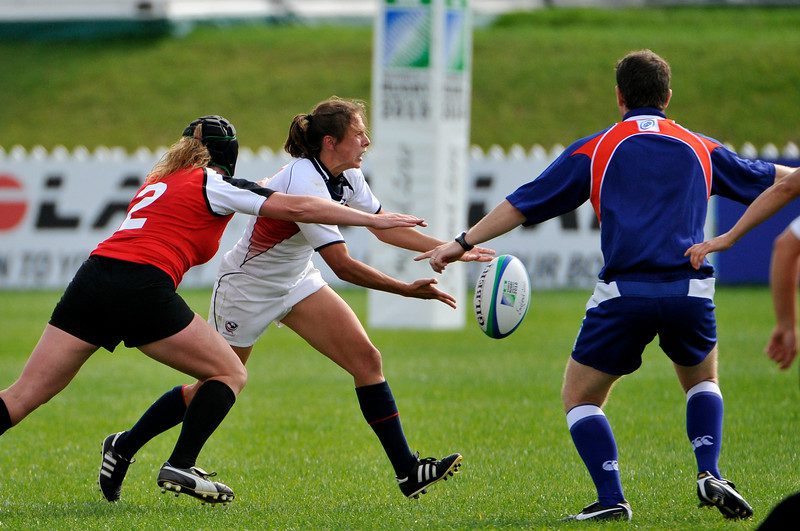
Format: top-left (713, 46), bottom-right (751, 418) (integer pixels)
top-left (685, 168), bottom-right (800, 269)
top-left (367, 211), bottom-right (495, 263)
top-left (774, 164), bottom-right (796, 182)
top-left (319, 242), bottom-right (457, 309)
top-left (766, 228), bottom-right (800, 370)
top-left (259, 193), bottom-right (426, 229)
top-left (414, 200), bottom-right (527, 273)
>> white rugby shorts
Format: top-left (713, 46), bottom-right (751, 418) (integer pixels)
top-left (208, 264), bottom-right (326, 347)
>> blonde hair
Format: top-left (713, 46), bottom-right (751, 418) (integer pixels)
top-left (146, 124), bottom-right (212, 183)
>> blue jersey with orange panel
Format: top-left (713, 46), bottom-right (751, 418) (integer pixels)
top-left (506, 108), bottom-right (775, 283)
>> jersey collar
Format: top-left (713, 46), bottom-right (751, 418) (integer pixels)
top-left (623, 107), bottom-right (667, 121)
top-left (309, 157), bottom-right (353, 202)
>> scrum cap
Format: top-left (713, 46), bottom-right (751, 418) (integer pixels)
top-left (183, 115), bottom-right (239, 176)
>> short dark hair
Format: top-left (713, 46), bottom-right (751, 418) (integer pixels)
top-left (615, 50), bottom-right (671, 110)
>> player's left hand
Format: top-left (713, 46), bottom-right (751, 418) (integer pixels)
top-left (684, 232), bottom-right (735, 270)
top-left (459, 246), bottom-right (496, 263)
top-left (404, 278), bottom-right (457, 308)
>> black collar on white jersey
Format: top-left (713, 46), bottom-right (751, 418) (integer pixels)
top-left (309, 157), bottom-right (354, 203)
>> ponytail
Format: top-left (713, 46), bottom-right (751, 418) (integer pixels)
top-left (284, 113), bottom-right (315, 158)
top-left (283, 97), bottom-right (367, 160)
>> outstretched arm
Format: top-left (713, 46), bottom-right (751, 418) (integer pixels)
top-left (774, 164), bottom-right (797, 182)
top-left (260, 193), bottom-right (426, 229)
top-left (414, 200), bottom-right (526, 273)
top-left (367, 211), bottom-right (495, 263)
top-left (766, 228), bottom-right (800, 370)
top-left (685, 168), bottom-right (800, 269)
top-left (319, 242), bottom-right (457, 309)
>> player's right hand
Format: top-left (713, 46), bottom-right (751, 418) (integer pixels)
top-left (765, 324), bottom-right (798, 370)
top-left (684, 232), bottom-right (735, 269)
top-left (405, 278), bottom-right (457, 308)
top-left (373, 213), bottom-right (427, 229)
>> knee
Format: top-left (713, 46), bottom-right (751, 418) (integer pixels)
top-left (351, 346), bottom-right (384, 383)
top-left (561, 382), bottom-right (604, 413)
top-left (216, 362), bottom-right (247, 395)
top-left (561, 385), bottom-right (579, 413)
top-left (230, 363), bottom-right (248, 395)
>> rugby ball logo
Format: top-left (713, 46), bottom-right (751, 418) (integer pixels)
top-left (474, 255), bottom-right (531, 339)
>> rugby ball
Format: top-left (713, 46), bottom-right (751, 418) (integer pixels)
top-left (474, 255), bottom-right (530, 339)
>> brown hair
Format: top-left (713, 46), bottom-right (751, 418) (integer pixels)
top-left (146, 123), bottom-right (211, 183)
top-left (284, 97), bottom-right (367, 159)
top-left (615, 49), bottom-right (671, 110)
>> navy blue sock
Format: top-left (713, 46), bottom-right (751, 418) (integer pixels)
top-left (168, 380), bottom-right (236, 469)
top-left (686, 381), bottom-right (723, 478)
top-left (567, 404), bottom-right (625, 506)
top-left (0, 396), bottom-right (11, 436)
top-left (115, 385), bottom-right (187, 460)
top-left (356, 381), bottom-right (417, 476)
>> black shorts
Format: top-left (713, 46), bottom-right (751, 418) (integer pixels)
top-left (49, 256), bottom-right (195, 352)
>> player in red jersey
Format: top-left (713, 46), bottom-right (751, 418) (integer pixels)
top-left (0, 115), bottom-right (426, 504)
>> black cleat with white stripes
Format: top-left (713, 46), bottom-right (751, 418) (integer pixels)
top-left (98, 432), bottom-right (134, 502)
top-left (397, 453), bottom-right (462, 499)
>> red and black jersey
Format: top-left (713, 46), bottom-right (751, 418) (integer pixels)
top-left (92, 167), bottom-right (271, 287)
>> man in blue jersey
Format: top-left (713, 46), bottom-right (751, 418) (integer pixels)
top-left (416, 49), bottom-right (796, 521)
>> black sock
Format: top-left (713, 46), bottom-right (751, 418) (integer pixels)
top-left (167, 380), bottom-right (236, 469)
top-left (0, 396), bottom-right (11, 436)
top-left (355, 381), bottom-right (416, 476)
top-left (115, 385), bottom-right (187, 460)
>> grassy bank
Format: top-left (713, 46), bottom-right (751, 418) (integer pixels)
top-left (1, 7), bottom-right (799, 150)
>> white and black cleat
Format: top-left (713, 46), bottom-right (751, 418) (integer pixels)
top-left (565, 500), bottom-right (633, 521)
top-left (157, 462), bottom-right (235, 504)
top-left (697, 471), bottom-right (753, 519)
top-left (397, 453), bottom-right (462, 499)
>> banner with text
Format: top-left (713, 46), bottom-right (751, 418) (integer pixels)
top-left (2, 149), bottom-right (794, 293)
top-left (368, 0), bottom-right (472, 328)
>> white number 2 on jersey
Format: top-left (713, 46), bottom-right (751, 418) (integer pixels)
top-left (118, 182), bottom-right (167, 231)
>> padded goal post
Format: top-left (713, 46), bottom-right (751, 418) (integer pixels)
top-left (368, 0), bottom-right (472, 329)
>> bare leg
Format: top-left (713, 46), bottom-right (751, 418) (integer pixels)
top-left (182, 345), bottom-right (253, 403)
top-left (562, 357), bottom-right (626, 508)
top-left (281, 286), bottom-right (418, 477)
top-left (674, 346), bottom-right (718, 392)
top-left (138, 314), bottom-right (247, 394)
top-left (140, 315), bottom-right (246, 482)
top-left (0, 324), bottom-right (97, 425)
top-left (281, 286), bottom-right (383, 386)
top-left (561, 357), bottom-right (620, 412)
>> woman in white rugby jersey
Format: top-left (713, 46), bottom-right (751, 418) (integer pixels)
top-left (98, 97), bottom-right (493, 502)
top-left (0, 114), bottom-right (427, 506)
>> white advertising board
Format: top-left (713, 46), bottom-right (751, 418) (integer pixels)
top-left (0, 146), bottom-right (606, 296)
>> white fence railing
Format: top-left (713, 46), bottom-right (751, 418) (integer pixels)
top-left (0, 142), bottom-right (797, 290)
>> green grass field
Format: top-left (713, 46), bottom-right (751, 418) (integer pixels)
top-left (0, 287), bottom-right (796, 529)
top-left (1, 7), bottom-right (800, 150)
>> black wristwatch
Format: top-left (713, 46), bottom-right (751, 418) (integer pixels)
top-left (455, 231), bottom-right (474, 251)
